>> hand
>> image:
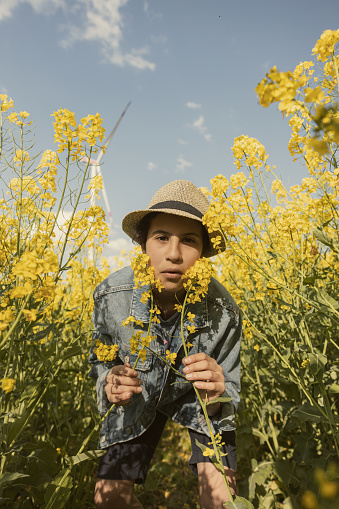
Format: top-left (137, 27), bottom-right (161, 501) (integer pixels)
top-left (182, 352), bottom-right (225, 415)
top-left (105, 363), bottom-right (143, 406)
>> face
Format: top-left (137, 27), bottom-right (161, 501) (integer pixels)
top-left (143, 213), bottom-right (203, 295)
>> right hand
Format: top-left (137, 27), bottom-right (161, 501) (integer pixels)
top-left (105, 363), bottom-right (143, 406)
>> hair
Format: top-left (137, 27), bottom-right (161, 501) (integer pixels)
top-left (133, 212), bottom-right (211, 256)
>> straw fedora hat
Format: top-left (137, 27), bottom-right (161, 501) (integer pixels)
top-left (122, 180), bottom-right (225, 257)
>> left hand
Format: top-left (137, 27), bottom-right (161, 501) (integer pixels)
top-left (182, 352), bottom-right (225, 415)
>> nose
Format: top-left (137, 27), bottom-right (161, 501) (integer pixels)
top-left (166, 237), bottom-right (182, 263)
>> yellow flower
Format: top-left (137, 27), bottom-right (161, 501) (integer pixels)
top-left (187, 311), bottom-right (195, 322)
top-left (93, 341), bottom-right (119, 362)
top-left (0, 94), bottom-right (14, 111)
top-left (182, 258), bottom-right (215, 304)
top-left (13, 149), bottom-right (30, 165)
top-left (1, 378), bottom-right (16, 394)
top-left (165, 350), bottom-right (177, 365)
top-left (130, 250), bottom-right (163, 292)
top-left (300, 491), bottom-right (318, 509)
top-left (122, 316), bottom-right (143, 328)
top-left (23, 309), bottom-right (38, 322)
top-left (202, 447), bottom-right (214, 457)
top-left (187, 325), bottom-right (197, 335)
top-left (9, 281), bottom-right (33, 299)
top-left (253, 344), bottom-right (259, 351)
top-left (312, 29), bottom-right (339, 61)
top-left (301, 358), bottom-right (310, 368)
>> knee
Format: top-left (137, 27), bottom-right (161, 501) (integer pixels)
top-left (94, 479), bottom-right (135, 508)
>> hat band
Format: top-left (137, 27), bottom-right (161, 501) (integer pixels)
top-left (149, 200), bottom-right (203, 219)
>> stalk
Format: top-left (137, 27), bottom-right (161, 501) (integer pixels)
top-left (179, 284), bottom-right (234, 503)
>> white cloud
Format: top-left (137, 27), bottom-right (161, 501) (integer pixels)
top-left (190, 115), bottom-right (212, 141)
top-left (104, 235), bottom-right (134, 269)
top-left (146, 161), bottom-right (157, 171)
top-left (176, 155), bottom-right (193, 172)
top-left (178, 139), bottom-right (187, 145)
top-left (0, 0), bottom-right (156, 70)
top-left (186, 101), bottom-right (201, 109)
top-left (0, 0), bottom-right (65, 21)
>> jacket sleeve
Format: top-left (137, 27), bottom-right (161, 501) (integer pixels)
top-left (88, 295), bottom-right (123, 416)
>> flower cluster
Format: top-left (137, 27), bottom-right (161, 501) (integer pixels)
top-left (93, 340), bottom-right (119, 363)
top-left (182, 258), bottom-right (215, 304)
top-left (51, 108), bottom-right (105, 159)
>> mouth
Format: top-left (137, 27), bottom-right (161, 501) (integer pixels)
top-left (161, 269), bottom-right (182, 279)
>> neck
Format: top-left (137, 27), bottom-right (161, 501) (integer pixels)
top-left (153, 288), bottom-right (185, 320)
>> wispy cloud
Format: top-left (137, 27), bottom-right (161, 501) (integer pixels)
top-left (0, 0), bottom-right (156, 70)
top-left (190, 115), bottom-right (212, 141)
top-left (146, 161), bottom-right (157, 171)
top-left (186, 101), bottom-right (201, 109)
top-left (178, 138), bottom-right (187, 145)
top-left (176, 155), bottom-right (193, 172)
top-left (0, 0), bottom-right (65, 21)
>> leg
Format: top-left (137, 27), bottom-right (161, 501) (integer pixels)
top-left (197, 463), bottom-right (236, 509)
top-left (94, 478), bottom-right (143, 509)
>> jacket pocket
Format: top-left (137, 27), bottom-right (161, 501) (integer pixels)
top-left (120, 343), bottom-right (153, 372)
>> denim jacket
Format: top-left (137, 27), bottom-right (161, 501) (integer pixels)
top-left (88, 266), bottom-right (242, 449)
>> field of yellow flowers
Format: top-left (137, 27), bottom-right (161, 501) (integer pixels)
top-left (0, 29), bottom-right (339, 509)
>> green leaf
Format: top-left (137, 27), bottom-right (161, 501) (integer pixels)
top-left (42, 469), bottom-right (73, 509)
top-left (313, 228), bottom-right (339, 252)
top-left (308, 352), bottom-right (327, 374)
top-left (274, 459), bottom-right (300, 487)
top-left (66, 449), bottom-right (105, 467)
top-left (8, 405), bottom-right (29, 444)
top-left (248, 461), bottom-right (274, 499)
top-left (206, 396), bottom-right (233, 406)
top-left (329, 382), bottom-right (339, 394)
top-left (25, 323), bottom-right (55, 342)
top-left (0, 472), bottom-right (29, 486)
top-left (225, 496), bottom-right (255, 508)
top-left (58, 345), bottom-right (82, 362)
top-left (291, 402), bottom-right (326, 423)
top-left (312, 289), bottom-right (339, 311)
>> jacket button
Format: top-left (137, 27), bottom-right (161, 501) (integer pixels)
top-left (126, 427), bottom-right (131, 435)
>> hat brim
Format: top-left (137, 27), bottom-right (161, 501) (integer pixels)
top-left (122, 208), bottom-right (226, 258)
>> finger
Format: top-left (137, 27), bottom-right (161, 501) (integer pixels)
top-left (110, 375), bottom-right (143, 387)
top-left (112, 363), bottom-right (139, 376)
top-left (107, 391), bottom-right (134, 405)
top-left (184, 368), bottom-right (223, 382)
top-left (108, 383), bottom-right (143, 395)
top-left (183, 360), bottom-right (221, 375)
top-left (194, 380), bottom-right (224, 392)
top-left (182, 352), bottom-right (209, 366)
top-left (106, 364), bottom-right (139, 383)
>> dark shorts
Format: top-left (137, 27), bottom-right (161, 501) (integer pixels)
top-left (97, 411), bottom-right (237, 484)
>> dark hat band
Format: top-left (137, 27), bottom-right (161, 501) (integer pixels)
top-left (149, 200), bottom-right (203, 219)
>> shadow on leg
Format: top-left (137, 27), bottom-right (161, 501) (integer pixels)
top-left (197, 462), bottom-right (236, 509)
top-left (94, 479), bottom-right (143, 509)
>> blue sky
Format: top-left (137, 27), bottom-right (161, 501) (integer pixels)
top-left (0, 0), bottom-right (338, 264)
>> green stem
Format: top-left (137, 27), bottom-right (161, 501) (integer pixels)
top-left (180, 284), bottom-right (234, 503)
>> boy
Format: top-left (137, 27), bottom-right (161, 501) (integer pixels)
top-left (89, 180), bottom-right (242, 508)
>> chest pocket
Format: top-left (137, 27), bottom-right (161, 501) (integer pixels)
top-left (120, 341), bottom-right (153, 372)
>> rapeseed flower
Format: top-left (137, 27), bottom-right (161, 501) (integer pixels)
top-left (182, 258), bottom-right (215, 304)
top-left (1, 378), bottom-right (16, 394)
top-left (165, 350), bottom-right (177, 365)
top-left (93, 340), bottom-right (119, 363)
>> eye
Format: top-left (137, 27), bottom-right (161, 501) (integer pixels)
top-left (182, 237), bottom-right (196, 244)
top-left (156, 235), bottom-right (168, 241)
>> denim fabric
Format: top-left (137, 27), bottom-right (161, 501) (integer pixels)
top-left (88, 266), bottom-right (242, 449)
